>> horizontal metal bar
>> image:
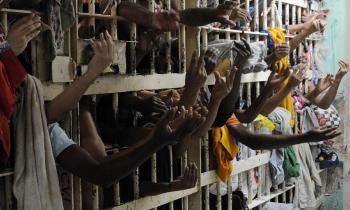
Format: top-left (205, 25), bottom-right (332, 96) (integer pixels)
top-left (43, 73), bottom-right (186, 100)
top-left (109, 187), bottom-right (198, 210)
top-left (201, 152), bottom-right (271, 187)
top-left (248, 185), bottom-right (295, 209)
top-left (0, 169), bottom-right (13, 178)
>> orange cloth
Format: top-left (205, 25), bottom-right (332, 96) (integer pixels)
top-left (268, 27), bottom-right (295, 127)
top-left (212, 115), bottom-right (240, 182)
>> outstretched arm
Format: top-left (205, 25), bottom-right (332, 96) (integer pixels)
top-left (260, 66), bottom-right (305, 115)
top-left (306, 61), bottom-right (349, 109)
top-left (46, 32), bottom-right (114, 123)
top-left (227, 124), bottom-right (340, 150)
top-left (58, 107), bottom-right (204, 187)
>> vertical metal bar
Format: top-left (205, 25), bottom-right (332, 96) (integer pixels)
top-left (255, 81), bottom-right (263, 210)
top-left (238, 84), bottom-right (243, 190)
top-left (285, 4), bottom-right (290, 30)
top-left (216, 179), bottom-right (222, 210)
top-left (112, 94), bottom-right (121, 206)
top-left (165, 0), bottom-right (172, 73)
top-left (183, 152), bottom-right (189, 210)
top-left (4, 176), bottom-right (12, 210)
top-left (246, 83), bottom-right (253, 205)
top-left (245, 0), bottom-right (250, 30)
top-left (204, 135), bottom-right (210, 210)
top-left (270, 0), bottom-right (276, 28)
top-left (73, 108), bottom-right (82, 210)
top-left (151, 153), bottom-right (157, 210)
top-left (179, 0), bottom-right (186, 73)
top-left (130, 0), bottom-right (137, 74)
top-left (111, 3), bottom-right (118, 40)
top-left (133, 168), bottom-right (140, 199)
top-left (148, 0), bottom-right (155, 74)
top-left (168, 145), bottom-right (174, 210)
top-left (263, 0), bottom-right (268, 29)
top-left (213, 0), bottom-right (219, 40)
top-left (254, 0), bottom-right (259, 36)
top-left (1, 12), bottom-right (8, 36)
top-left (291, 5), bottom-right (297, 63)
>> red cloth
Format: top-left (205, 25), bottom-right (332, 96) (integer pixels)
top-left (0, 30), bottom-right (27, 162)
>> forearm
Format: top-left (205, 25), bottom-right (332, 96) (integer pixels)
top-left (85, 137), bottom-right (164, 187)
top-left (178, 88), bottom-right (200, 108)
top-left (140, 182), bottom-right (172, 196)
top-left (289, 29), bottom-right (313, 52)
top-left (234, 85), bottom-right (274, 123)
top-left (260, 85), bottom-right (293, 115)
top-left (287, 23), bottom-right (305, 34)
top-left (192, 98), bottom-right (221, 137)
top-left (179, 8), bottom-right (218, 26)
top-left (46, 71), bottom-right (98, 123)
top-left (308, 83), bottom-right (340, 109)
top-left (118, 2), bottom-right (153, 28)
top-left (217, 71), bottom-right (242, 115)
top-left (228, 124), bottom-right (309, 150)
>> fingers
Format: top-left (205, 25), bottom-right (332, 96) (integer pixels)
top-left (159, 106), bottom-right (178, 126)
top-left (189, 51), bottom-right (198, 73)
top-left (105, 30), bottom-right (114, 55)
top-left (26, 29), bottom-right (41, 42)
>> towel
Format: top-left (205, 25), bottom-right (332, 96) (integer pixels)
top-left (268, 27), bottom-right (295, 128)
top-left (12, 75), bottom-right (64, 210)
top-left (212, 115), bottom-right (240, 182)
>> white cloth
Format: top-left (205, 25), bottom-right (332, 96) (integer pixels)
top-left (293, 143), bottom-right (322, 209)
top-left (301, 106), bottom-right (321, 146)
top-left (48, 123), bottom-right (76, 158)
top-left (263, 202), bottom-right (294, 210)
top-left (12, 75), bottom-right (64, 210)
top-left (242, 41), bottom-right (268, 73)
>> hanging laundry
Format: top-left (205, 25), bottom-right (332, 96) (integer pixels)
top-left (0, 24), bottom-right (27, 163)
top-left (12, 75), bottom-right (64, 210)
top-left (212, 115), bottom-right (240, 182)
top-left (268, 27), bottom-right (295, 127)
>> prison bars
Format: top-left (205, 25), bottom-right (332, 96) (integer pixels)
top-left (0, 0), bottom-right (322, 209)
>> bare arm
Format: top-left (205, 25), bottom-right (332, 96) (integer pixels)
top-left (58, 107), bottom-right (202, 187)
top-left (227, 124), bottom-right (340, 150)
top-left (46, 32), bottom-right (114, 123)
top-left (57, 134), bottom-right (164, 187)
top-left (306, 61), bottom-right (349, 109)
top-left (234, 70), bottom-right (290, 123)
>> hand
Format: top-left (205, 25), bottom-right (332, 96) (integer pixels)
top-left (138, 96), bottom-right (168, 116)
top-left (212, 1), bottom-right (239, 27)
top-left (88, 31), bottom-right (114, 76)
top-left (287, 65), bottom-right (306, 88)
top-left (306, 127), bottom-right (341, 142)
top-left (152, 106), bottom-right (205, 146)
top-left (158, 89), bottom-right (181, 107)
top-left (232, 40), bottom-right (251, 67)
top-left (315, 74), bottom-right (334, 92)
top-left (229, 2), bottom-right (251, 23)
top-left (211, 66), bottom-right (237, 101)
top-left (266, 69), bottom-right (291, 90)
top-left (170, 163), bottom-right (198, 191)
top-left (272, 42), bottom-right (290, 61)
top-left (151, 10), bottom-right (179, 32)
top-left (304, 18), bottom-right (326, 33)
top-left (185, 51), bottom-right (207, 92)
top-left (7, 14), bottom-right (42, 55)
top-left (335, 60), bottom-right (349, 83)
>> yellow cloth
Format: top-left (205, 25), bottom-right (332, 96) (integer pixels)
top-left (257, 114), bottom-right (276, 132)
top-left (212, 116), bottom-right (240, 182)
top-left (268, 27), bottom-right (295, 127)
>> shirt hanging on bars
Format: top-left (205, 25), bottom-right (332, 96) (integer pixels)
top-left (0, 24), bottom-right (27, 163)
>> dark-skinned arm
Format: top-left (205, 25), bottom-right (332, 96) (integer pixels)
top-left (227, 124), bottom-right (341, 150)
top-left (57, 134), bottom-right (165, 187)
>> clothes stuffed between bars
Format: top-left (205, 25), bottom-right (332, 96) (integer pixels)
top-left (268, 27), bottom-right (295, 127)
top-left (0, 24), bottom-right (27, 163)
top-left (12, 75), bottom-right (64, 210)
top-left (212, 115), bottom-right (240, 182)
